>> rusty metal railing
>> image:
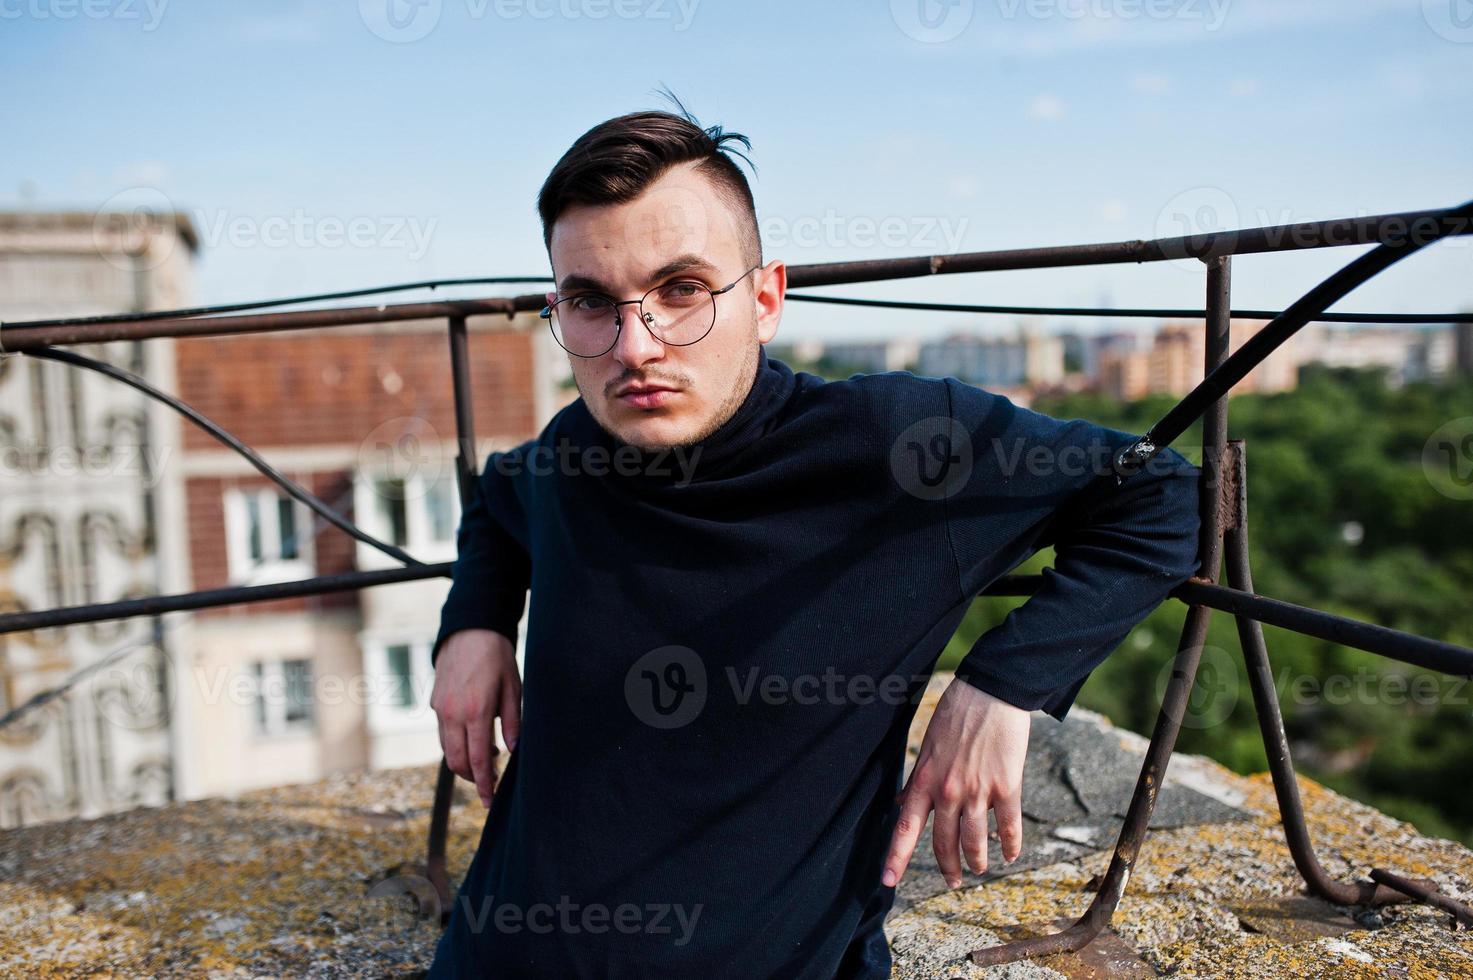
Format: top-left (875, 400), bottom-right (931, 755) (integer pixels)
top-left (2, 201), bottom-right (1472, 960)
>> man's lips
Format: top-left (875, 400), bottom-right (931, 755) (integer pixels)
top-left (616, 384), bottom-right (681, 408)
top-left (615, 382), bottom-right (678, 396)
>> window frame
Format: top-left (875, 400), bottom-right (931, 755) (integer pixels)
top-left (359, 633), bottom-right (436, 732)
top-left (249, 656), bottom-right (316, 739)
top-left (353, 469), bottom-right (461, 566)
top-left (223, 486), bottom-right (315, 586)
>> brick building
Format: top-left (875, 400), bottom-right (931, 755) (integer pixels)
top-left (0, 208), bottom-right (569, 819)
top-left (1096, 318), bottom-right (1303, 401)
top-left (169, 313), bottom-right (564, 798)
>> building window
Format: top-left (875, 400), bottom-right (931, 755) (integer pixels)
top-left (224, 487), bottom-right (313, 584)
top-left (250, 658), bottom-right (314, 736)
top-left (425, 477), bottom-right (458, 543)
top-left (360, 472), bottom-right (460, 559)
top-left (385, 643), bottom-right (414, 707)
top-left (361, 636), bottom-right (438, 728)
top-left (374, 479), bottom-right (410, 548)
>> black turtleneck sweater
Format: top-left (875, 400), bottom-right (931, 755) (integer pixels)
top-left (426, 346), bottom-right (1202, 979)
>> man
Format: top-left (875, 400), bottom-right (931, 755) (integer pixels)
top-left (426, 105), bottom-right (1202, 978)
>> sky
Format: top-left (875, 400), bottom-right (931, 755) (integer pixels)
top-left (3, 0), bottom-right (1471, 342)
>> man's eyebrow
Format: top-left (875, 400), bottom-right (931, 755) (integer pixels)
top-left (556, 254), bottom-right (720, 294)
top-left (647, 254), bottom-right (720, 283)
top-left (556, 272), bottom-right (608, 293)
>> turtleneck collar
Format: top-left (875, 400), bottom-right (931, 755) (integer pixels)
top-left (577, 343), bottom-right (797, 487)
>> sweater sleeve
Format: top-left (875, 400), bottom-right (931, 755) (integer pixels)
top-left (938, 377), bottom-right (1203, 720)
top-left (430, 450), bottom-right (532, 668)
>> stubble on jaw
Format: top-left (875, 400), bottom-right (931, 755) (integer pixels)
top-left (581, 340), bottom-right (761, 455)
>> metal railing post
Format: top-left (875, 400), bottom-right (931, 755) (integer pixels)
top-left (426, 314), bottom-right (478, 923)
top-left (1227, 447), bottom-right (1428, 907)
top-left (971, 253), bottom-right (1234, 964)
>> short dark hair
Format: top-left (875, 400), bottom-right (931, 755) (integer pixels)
top-left (537, 92), bottom-right (762, 270)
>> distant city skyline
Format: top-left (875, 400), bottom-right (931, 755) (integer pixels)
top-left (772, 316), bottom-right (1467, 403)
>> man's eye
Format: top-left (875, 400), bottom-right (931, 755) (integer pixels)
top-left (569, 296), bottom-right (609, 313)
top-left (659, 281), bottom-right (706, 301)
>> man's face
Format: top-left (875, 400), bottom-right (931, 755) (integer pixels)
top-left (546, 161), bottom-right (785, 452)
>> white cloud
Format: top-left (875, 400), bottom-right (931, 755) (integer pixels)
top-left (1131, 73), bottom-right (1172, 96)
top-left (975, 0), bottom-right (1424, 58)
top-left (948, 176), bottom-right (981, 200)
top-left (1376, 61), bottom-right (1428, 99)
top-left (114, 161), bottom-right (171, 189)
top-left (1029, 93), bottom-right (1067, 121)
top-left (232, 0), bottom-right (322, 44)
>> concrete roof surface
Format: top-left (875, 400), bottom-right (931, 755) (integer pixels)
top-left (1, 673), bottom-right (1469, 978)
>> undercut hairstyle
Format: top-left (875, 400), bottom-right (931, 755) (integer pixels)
top-left (537, 92), bottom-right (763, 271)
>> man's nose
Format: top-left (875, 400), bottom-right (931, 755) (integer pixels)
top-left (610, 301), bottom-right (665, 366)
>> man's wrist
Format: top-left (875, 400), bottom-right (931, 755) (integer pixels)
top-left (950, 663), bottom-right (1039, 713)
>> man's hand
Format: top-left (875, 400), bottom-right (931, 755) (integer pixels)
top-left (430, 629), bottom-right (522, 809)
top-left (883, 678), bottom-right (1031, 889)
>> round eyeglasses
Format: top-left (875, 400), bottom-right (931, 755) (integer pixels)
top-left (540, 265), bottom-right (761, 358)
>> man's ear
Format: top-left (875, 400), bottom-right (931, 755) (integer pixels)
top-left (755, 259), bottom-right (786, 345)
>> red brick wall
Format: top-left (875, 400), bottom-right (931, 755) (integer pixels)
top-left (177, 325), bottom-right (536, 616)
top-left (175, 326), bottom-right (535, 451)
top-left (185, 469), bottom-right (361, 617)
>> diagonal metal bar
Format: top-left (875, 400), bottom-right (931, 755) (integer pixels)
top-left (1113, 199), bottom-right (1473, 481)
top-left (27, 345), bottom-right (422, 567)
top-left (974, 602), bottom-right (1222, 966)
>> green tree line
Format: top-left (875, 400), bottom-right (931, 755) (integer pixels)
top-left (937, 364), bottom-right (1473, 846)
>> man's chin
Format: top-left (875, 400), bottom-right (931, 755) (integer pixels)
top-left (603, 414), bottom-right (697, 453)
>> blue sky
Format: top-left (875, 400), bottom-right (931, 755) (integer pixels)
top-left (3, 0), bottom-right (1471, 340)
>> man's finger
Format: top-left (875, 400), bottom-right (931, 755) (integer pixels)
top-left (883, 783), bottom-right (932, 888)
top-left (994, 792), bottom-right (1025, 864)
top-left (441, 717), bottom-right (469, 783)
top-left (466, 709), bottom-right (498, 808)
top-left (960, 802), bottom-right (989, 876)
top-left (931, 798), bottom-right (964, 889)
